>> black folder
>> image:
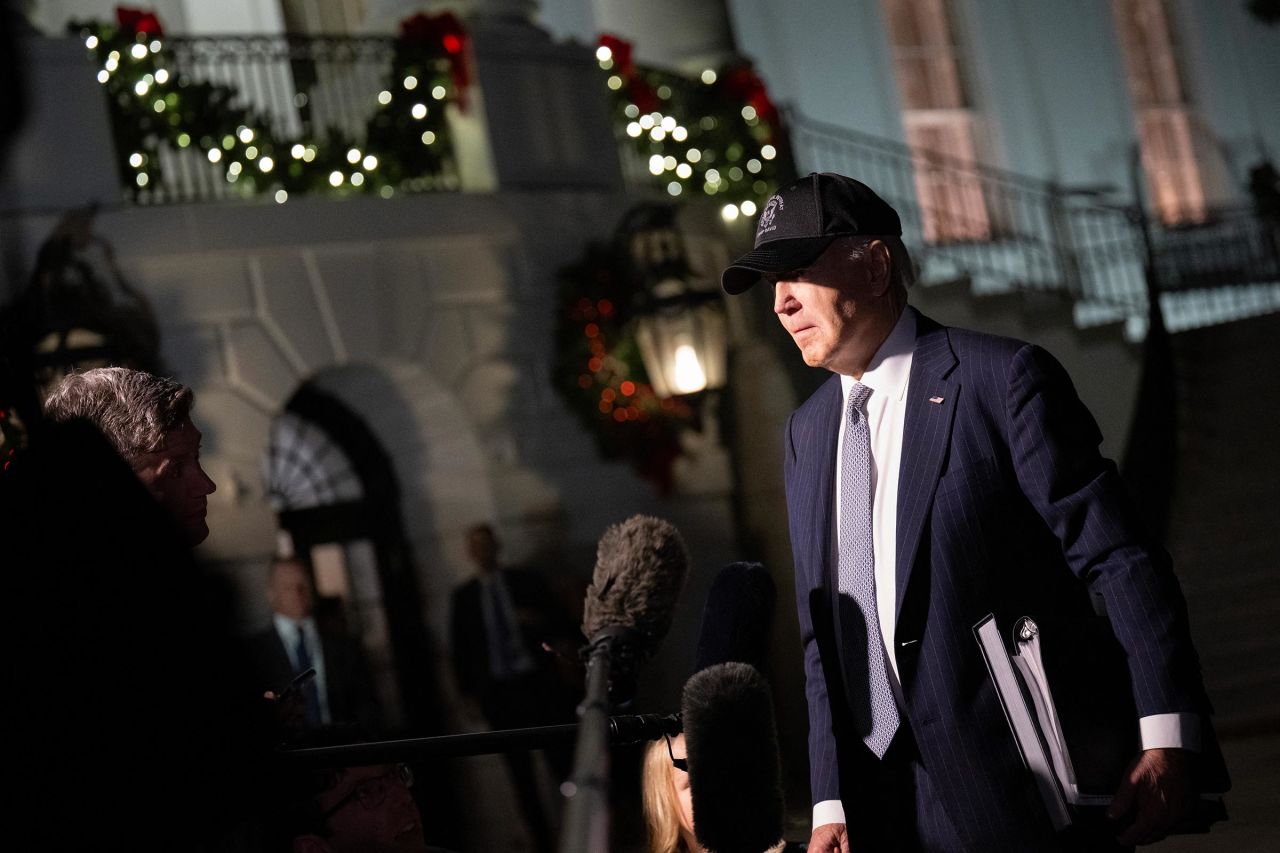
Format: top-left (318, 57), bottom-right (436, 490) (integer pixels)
top-left (974, 612), bottom-right (1230, 833)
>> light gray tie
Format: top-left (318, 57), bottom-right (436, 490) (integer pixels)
top-left (838, 382), bottom-right (900, 758)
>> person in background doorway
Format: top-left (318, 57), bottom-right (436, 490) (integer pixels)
top-left (449, 522), bottom-right (581, 853)
top-left (248, 555), bottom-right (381, 734)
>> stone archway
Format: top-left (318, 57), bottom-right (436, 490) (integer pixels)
top-left (197, 350), bottom-right (498, 670)
top-left (165, 235), bottom-right (520, 612)
top-left (305, 360), bottom-right (497, 622)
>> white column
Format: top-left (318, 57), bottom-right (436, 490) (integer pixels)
top-left (364, 0), bottom-right (537, 32)
top-left (588, 0), bottom-right (737, 72)
top-left (362, 1), bottom-right (435, 34)
top-left (0, 36), bottom-right (119, 213)
top-left (180, 0), bottom-right (286, 34)
top-left (470, 0), bottom-right (538, 23)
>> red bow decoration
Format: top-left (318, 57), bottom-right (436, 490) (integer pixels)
top-left (398, 11), bottom-right (472, 108)
top-left (598, 33), bottom-right (634, 78)
top-left (716, 63), bottom-right (780, 137)
top-left (598, 35), bottom-right (658, 113)
top-left (115, 6), bottom-right (164, 38)
top-left (627, 77), bottom-right (660, 115)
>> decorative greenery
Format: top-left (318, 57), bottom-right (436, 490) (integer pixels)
top-left (71, 7), bottom-right (466, 201)
top-left (73, 10), bottom-right (785, 216)
top-left (554, 240), bottom-right (697, 495)
top-left (552, 38), bottom-right (792, 490)
top-left (596, 33), bottom-right (786, 217)
top-left (363, 12), bottom-right (469, 190)
top-left (551, 38), bottom-right (790, 490)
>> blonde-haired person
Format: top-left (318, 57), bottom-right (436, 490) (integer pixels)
top-left (642, 734), bottom-right (704, 853)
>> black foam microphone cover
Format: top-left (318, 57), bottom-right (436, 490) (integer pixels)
top-left (682, 662), bottom-right (784, 853)
top-left (695, 561), bottom-right (776, 673)
top-left (581, 514), bottom-right (689, 657)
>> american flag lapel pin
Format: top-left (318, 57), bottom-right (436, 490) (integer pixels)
top-left (929, 395), bottom-right (945, 404)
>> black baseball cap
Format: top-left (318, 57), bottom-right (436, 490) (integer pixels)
top-left (721, 173), bottom-right (902, 294)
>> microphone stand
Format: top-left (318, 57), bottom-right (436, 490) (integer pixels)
top-left (278, 723), bottom-right (578, 768)
top-left (276, 713), bottom-right (679, 769)
top-left (560, 627), bottom-right (641, 853)
top-left (274, 627), bottom-right (673, 853)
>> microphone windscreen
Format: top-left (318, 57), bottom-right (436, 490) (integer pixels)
top-left (695, 562), bottom-right (776, 673)
top-left (582, 515), bottom-right (689, 657)
top-left (682, 662), bottom-right (784, 853)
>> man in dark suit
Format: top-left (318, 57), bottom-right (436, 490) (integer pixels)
top-left (722, 173), bottom-right (1212, 852)
top-left (449, 523), bottom-right (579, 853)
top-left (21, 367), bottom-right (272, 847)
top-left (247, 556), bottom-right (380, 733)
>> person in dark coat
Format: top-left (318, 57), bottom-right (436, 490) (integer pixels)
top-left (246, 556), bottom-right (381, 733)
top-left (449, 523), bottom-right (580, 853)
top-left (722, 173), bottom-right (1216, 852)
top-left (7, 366), bottom-right (272, 850)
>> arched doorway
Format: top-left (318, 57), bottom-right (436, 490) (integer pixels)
top-left (264, 378), bottom-right (467, 845)
top-left (265, 381), bottom-right (442, 734)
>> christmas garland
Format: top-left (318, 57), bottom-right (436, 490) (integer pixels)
top-left (596, 33), bottom-right (785, 216)
top-left (554, 240), bottom-right (697, 495)
top-left (73, 11), bottom-right (785, 215)
top-left (72, 7), bottom-right (468, 201)
top-left (552, 40), bottom-right (788, 491)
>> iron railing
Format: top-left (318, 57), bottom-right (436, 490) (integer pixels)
top-left (1154, 209), bottom-right (1280, 291)
top-left (110, 35), bottom-right (459, 203)
top-left (168, 35), bottom-right (394, 146)
top-left (1153, 210), bottom-right (1280, 332)
top-left (786, 110), bottom-right (1145, 308)
top-left (785, 110), bottom-right (1280, 332)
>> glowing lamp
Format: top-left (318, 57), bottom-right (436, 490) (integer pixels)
top-left (634, 274), bottom-right (725, 398)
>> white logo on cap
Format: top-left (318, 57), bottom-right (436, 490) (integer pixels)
top-left (757, 195), bottom-right (784, 238)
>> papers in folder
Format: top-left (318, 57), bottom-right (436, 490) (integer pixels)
top-left (973, 613), bottom-right (1229, 833)
top-left (973, 614), bottom-right (1074, 830)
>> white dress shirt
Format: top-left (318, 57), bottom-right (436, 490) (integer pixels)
top-left (812, 308), bottom-right (1196, 830)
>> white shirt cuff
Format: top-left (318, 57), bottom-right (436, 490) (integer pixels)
top-left (813, 799), bottom-right (846, 830)
top-left (1139, 713), bottom-right (1200, 752)
top-left (808, 719), bottom-right (1196, 829)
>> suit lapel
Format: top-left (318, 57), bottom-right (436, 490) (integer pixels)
top-left (799, 377), bottom-right (843, 595)
top-left (896, 316), bottom-right (958, 620)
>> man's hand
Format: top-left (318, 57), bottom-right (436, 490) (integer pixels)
top-left (1107, 747), bottom-right (1195, 845)
top-left (809, 823), bottom-right (849, 853)
top-left (262, 688), bottom-right (306, 736)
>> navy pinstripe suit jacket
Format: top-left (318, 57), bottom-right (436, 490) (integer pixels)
top-left (784, 312), bottom-right (1206, 850)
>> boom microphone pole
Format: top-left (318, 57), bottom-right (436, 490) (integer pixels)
top-left (561, 515), bottom-right (690, 853)
top-left (276, 713), bottom-right (682, 769)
